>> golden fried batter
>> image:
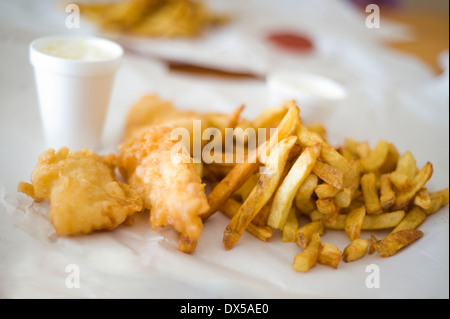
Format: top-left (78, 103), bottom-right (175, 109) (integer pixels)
top-left (122, 95), bottom-right (244, 169)
top-left (18, 148), bottom-right (143, 235)
top-left (77, 0), bottom-right (229, 38)
top-left (119, 126), bottom-right (209, 253)
top-left (122, 95), bottom-right (241, 142)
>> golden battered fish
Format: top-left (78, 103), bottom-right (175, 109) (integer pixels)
top-left (18, 147), bottom-right (143, 236)
top-left (118, 126), bottom-right (209, 253)
top-left (122, 95), bottom-right (243, 151)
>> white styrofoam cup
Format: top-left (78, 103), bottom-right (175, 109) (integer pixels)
top-left (30, 36), bottom-right (123, 150)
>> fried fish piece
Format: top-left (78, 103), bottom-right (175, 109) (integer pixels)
top-left (18, 148), bottom-right (143, 236)
top-left (122, 95), bottom-right (244, 160)
top-left (118, 126), bottom-right (209, 253)
top-left (122, 95), bottom-right (204, 142)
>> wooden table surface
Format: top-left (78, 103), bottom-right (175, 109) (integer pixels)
top-left (384, 9), bottom-right (449, 74)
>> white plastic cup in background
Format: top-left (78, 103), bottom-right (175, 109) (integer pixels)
top-left (266, 71), bottom-right (346, 123)
top-left (29, 36), bottom-right (123, 150)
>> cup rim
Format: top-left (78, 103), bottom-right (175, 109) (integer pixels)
top-left (30, 35), bottom-right (123, 77)
top-left (30, 35), bottom-right (123, 64)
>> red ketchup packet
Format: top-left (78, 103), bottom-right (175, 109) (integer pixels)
top-left (266, 32), bottom-right (314, 53)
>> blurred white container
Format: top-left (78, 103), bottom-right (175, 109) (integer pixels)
top-left (29, 36), bottom-right (123, 150)
top-left (266, 71), bottom-right (346, 123)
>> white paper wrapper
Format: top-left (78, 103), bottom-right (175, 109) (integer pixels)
top-left (0, 0), bottom-right (448, 298)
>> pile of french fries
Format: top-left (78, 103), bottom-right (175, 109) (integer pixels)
top-left (77, 0), bottom-right (229, 38)
top-left (202, 101), bottom-right (449, 272)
